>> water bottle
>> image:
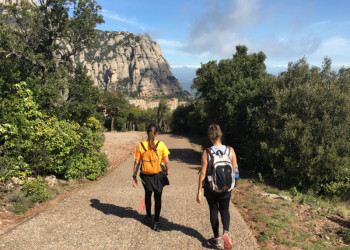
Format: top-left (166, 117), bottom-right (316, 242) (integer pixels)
top-left (235, 166), bottom-right (239, 180)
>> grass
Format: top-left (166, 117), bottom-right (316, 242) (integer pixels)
top-left (1, 179), bottom-right (80, 216)
top-left (233, 178), bottom-right (350, 249)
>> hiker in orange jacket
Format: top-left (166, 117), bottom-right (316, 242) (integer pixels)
top-left (132, 124), bottom-right (170, 232)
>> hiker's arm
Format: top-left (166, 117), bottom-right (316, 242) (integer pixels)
top-left (163, 156), bottom-right (169, 174)
top-left (197, 150), bottom-right (208, 204)
top-left (132, 159), bottom-right (140, 187)
top-left (230, 147), bottom-right (238, 171)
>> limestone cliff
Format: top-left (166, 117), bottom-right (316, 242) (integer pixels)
top-left (74, 31), bottom-right (183, 97)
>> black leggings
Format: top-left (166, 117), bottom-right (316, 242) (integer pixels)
top-left (144, 189), bottom-right (163, 222)
top-left (204, 187), bottom-right (231, 238)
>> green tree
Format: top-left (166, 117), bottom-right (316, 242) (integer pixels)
top-left (157, 100), bottom-right (171, 131)
top-left (136, 108), bottom-right (157, 131)
top-left (248, 58), bottom-right (350, 198)
top-left (192, 45), bottom-right (267, 149)
top-left (0, 0), bottom-right (104, 112)
top-left (100, 91), bottom-right (130, 131)
top-left (171, 104), bottom-right (195, 134)
top-left (58, 64), bottom-right (100, 123)
top-left (126, 106), bottom-right (141, 131)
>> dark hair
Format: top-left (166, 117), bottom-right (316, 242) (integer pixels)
top-left (147, 124), bottom-right (159, 150)
top-left (207, 124), bottom-right (223, 142)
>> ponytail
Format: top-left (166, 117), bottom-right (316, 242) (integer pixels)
top-left (147, 124), bottom-right (159, 150)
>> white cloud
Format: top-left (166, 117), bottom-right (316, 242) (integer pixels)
top-left (270, 64), bottom-right (288, 68)
top-left (156, 39), bottom-right (185, 48)
top-left (305, 21), bottom-right (329, 29)
top-left (101, 10), bottom-right (147, 31)
top-left (309, 37), bottom-right (350, 65)
top-left (171, 65), bottom-right (200, 69)
top-left (186, 0), bottom-right (260, 56)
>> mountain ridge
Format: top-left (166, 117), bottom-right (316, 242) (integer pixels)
top-left (74, 31), bottom-right (183, 98)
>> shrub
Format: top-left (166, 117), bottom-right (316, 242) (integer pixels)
top-left (0, 82), bottom-right (107, 181)
top-left (22, 177), bottom-right (50, 203)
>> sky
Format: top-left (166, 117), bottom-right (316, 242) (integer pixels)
top-left (95, 0), bottom-right (350, 78)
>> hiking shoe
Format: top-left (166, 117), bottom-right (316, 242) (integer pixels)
top-left (143, 216), bottom-right (152, 226)
top-left (222, 231), bottom-right (232, 249)
top-left (153, 222), bottom-right (160, 232)
top-left (208, 237), bottom-right (222, 248)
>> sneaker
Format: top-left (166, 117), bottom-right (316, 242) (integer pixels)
top-left (153, 222), bottom-right (160, 232)
top-left (208, 237), bottom-right (222, 248)
top-left (143, 216), bottom-right (152, 226)
top-left (222, 231), bottom-right (232, 249)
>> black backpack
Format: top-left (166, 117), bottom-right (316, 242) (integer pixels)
top-left (206, 146), bottom-right (235, 192)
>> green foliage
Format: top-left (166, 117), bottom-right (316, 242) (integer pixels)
top-left (58, 64), bottom-right (101, 124)
top-left (157, 100), bottom-right (171, 132)
top-left (0, 1), bottom-right (107, 184)
top-left (64, 152), bottom-right (108, 180)
top-left (0, 82), bottom-right (107, 181)
top-left (171, 104), bottom-right (195, 133)
top-left (188, 45), bottom-right (350, 200)
top-left (100, 91), bottom-right (130, 131)
top-left (192, 45), bottom-right (267, 147)
top-left (22, 177), bottom-right (50, 203)
top-left (135, 108), bottom-right (157, 131)
top-left (248, 58), bottom-right (350, 198)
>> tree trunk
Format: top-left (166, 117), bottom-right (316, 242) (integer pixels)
top-left (111, 117), bottom-right (114, 131)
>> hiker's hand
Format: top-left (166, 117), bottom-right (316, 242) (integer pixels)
top-left (132, 178), bottom-right (138, 187)
top-left (196, 191), bottom-right (202, 204)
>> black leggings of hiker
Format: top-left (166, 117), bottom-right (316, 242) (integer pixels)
top-left (204, 187), bottom-right (231, 238)
top-left (144, 189), bottom-right (162, 222)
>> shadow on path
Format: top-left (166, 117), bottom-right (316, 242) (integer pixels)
top-left (169, 148), bottom-right (201, 165)
top-left (90, 199), bottom-right (212, 249)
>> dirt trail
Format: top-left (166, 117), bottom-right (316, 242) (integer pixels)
top-left (0, 132), bottom-right (259, 249)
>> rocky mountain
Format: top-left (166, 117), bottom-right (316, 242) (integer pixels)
top-left (73, 31), bottom-right (183, 97)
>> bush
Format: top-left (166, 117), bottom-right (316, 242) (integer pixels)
top-left (64, 152), bottom-right (108, 180)
top-left (0, 82), bottom-right (108, 181)
top-left (22, 177), bottom-right (50, 203)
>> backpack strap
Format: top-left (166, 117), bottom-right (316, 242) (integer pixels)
top-left (206, 147), bottom-right (214, 158)
top-left (140, 142), bottom-right (147, 151)
top-left (155, 141), bottom-right (160, 149)
top-left (206, 148), bottom-right (215, 177)
top-left (224, 146), bottom-right (230, 156)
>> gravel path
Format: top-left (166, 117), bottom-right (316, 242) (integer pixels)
top-left (0, 133), bottom-right (259, 249)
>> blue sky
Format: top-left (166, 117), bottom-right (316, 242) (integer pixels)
top-left (96, 0), bottom-right (350, 75)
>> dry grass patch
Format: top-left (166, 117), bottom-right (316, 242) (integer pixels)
top-left (233, 179), bottom-right (350, 249)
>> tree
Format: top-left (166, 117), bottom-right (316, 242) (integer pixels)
top-left (248, 58), bottom-right (350, 198)
top-left (100, 91), bottom-right (130, 131)
top-left (126, 106), bottom-right (141, 131)
top-left (0, 0), bottom-right (104, 112)
top-left (59, 64), bottom-right (100, 124)
top-left (192, 45), bottom-right (267, 150)
top-left (157, 100), bottom-right (170, 132)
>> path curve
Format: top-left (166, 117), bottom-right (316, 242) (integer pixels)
top-left (0, 133), bottom-right (259, 249)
